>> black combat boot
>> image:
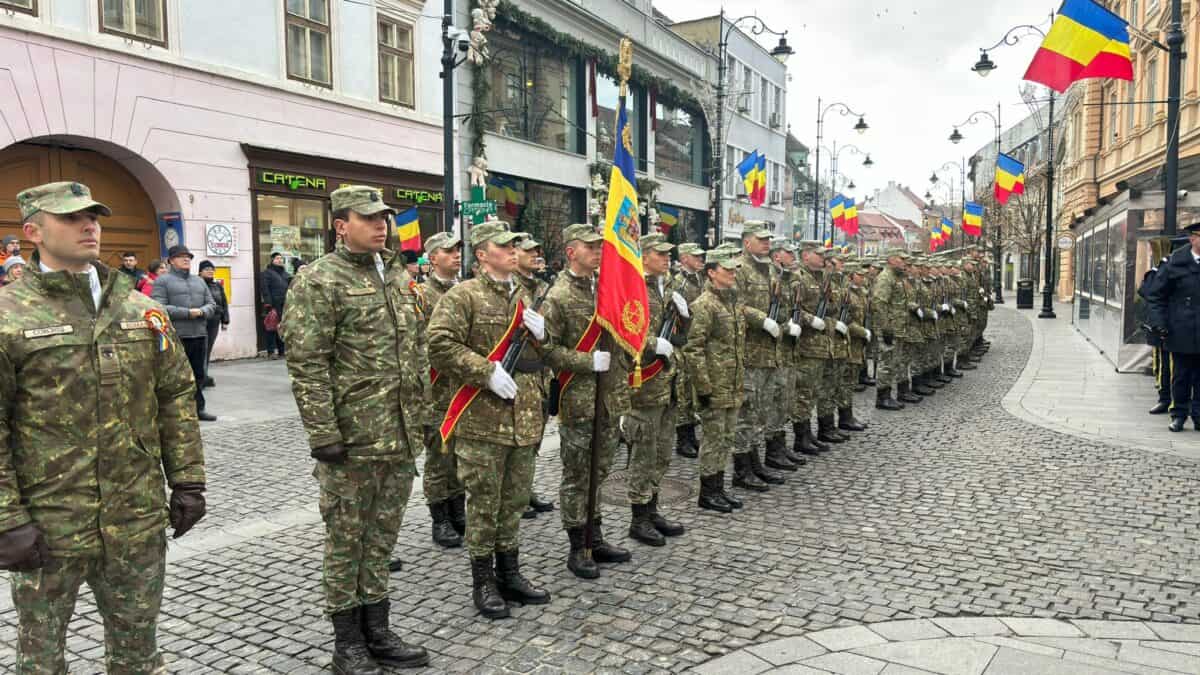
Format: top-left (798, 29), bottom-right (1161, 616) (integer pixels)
top-left (859, 366), bottom-right (877, 387)
top-left (698, 474), bottom-right (733, 513)
top-left (925, 370), bottom-right (947, 388)
top-left (566, 527), bottom-right (599, 579)
top-left (793, 421), bottom-right (822, 455)
top-left (897, 382), bottom-right (923, 403)
top-left (529, 492), bottom-right (555, 513)
top-left (649, 493), bottom-right (685, 536)
top-left (732, 453), bottom-right (769, 492)
top-left (911, 377), bottom-right (936, 396)
top-left (935, 366), bottom-right (954, 383)
top-left (764, 433), bottom-right (800, 471)
top-left (876, 387), bottom-right (904, 411)
top-left (780, 432), bottom-right (809, 466)
top-left (448, 494), bottom-right (467, 536)
top-left (838, 406), bottom-right (867, 431)
top-left (675, 424), bottom-right (699, 458)
top-left (750, 447), bottom-right (786, 483)
top-left (718, 471), bottom-right (743, 509)
top-left (944, 360), bottom-right (964, 378)
top-left (591, 518), bottom-right (632, 563)
top-left (957, 356), bottom-right (978, 370)
top-left (361, 600), bottom-right (430, 668)
top-left (387, 558), bottom-right (403, 572)
top-left (330, 609), bottom-right (383, 675)
top-left (629, 502), bottom-right (665, 546)
top-left (430, 501), bottom-right (463, 549)
top-left (817, 416), bottom-right (846, 444)
top-left (470, 555), bottom-right (509, 619)
top-left (495, 550), bottom-right (550, 605)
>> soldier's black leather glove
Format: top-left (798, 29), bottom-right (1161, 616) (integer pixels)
top-left (697, 394), bottom-right (712, 409)
top-left (169, 483), bottom-right (207, 539)
top-left (0, 523), bottom-right (49, 571)
top-left (883, 332), bottom-right (895, 346)
top-left (311, 442), bottom-right (348, 464)
top-left (423, 425), bottom-right (438, 450)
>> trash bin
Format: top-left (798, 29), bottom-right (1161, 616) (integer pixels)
top-left (1016, 279), bottom-right (1035, 309)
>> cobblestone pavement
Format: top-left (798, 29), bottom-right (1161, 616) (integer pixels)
top-left (3, 307), bottom-right (1200, 673)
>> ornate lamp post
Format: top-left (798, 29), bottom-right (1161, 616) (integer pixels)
top-left (817, 142), bottom-right (871, 241)
top-left (930, 159), bottom-right (966, 248)
top-left (813, 101), bottom-right (868, 240)
top-left (949, 105), bottom-right (1004, 303)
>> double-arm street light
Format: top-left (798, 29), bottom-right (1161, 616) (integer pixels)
top-left (930, 159), bottom-right (966, 248)
top-left (818, 142), bottom-right (872, 241)
top-left (713, 11), bottom-right (794, 242)
top-left (949, 105), bottom-right (1004, 303)
top-left (813, 100), bottom-right (868, 239)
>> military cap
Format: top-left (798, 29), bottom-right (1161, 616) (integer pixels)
top-left (516, 234), bottom-right (542, 251)
top-left (18, 181), bottom-right (112, 220)
top-left (769, 238), bottom-right (794, 253)
top-left (330, 185), bottom-right (396, 217)
top-left (640, 232), bottom-right (674, 252)
top-left (741, 221), bottom-right (773, 239)
top-left (871, 261), bottom-right (886, 269)
top-left (705, 246), bottom-right (742, 269)
top-left (469, 220), bottom-right (522, 247)
top-left (562, 223), bottom-right (602, 244)
top-left (886, 249), bottom-right (912, 260)
top-left (678, 242), bottom-right (704, 256)
top-left (797, 240), bottom-right (824, 253)
top-left (1184, 221), bottom-right (1200, 234)
top-left (424, 232), bottom-right (462, 253)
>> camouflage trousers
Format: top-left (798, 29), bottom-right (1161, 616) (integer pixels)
top-left (559, 419), bottom-right (619, 529)
top-left (793, 356), bottom-right (829, 420)
top-left (625, 403), bottom-right (675, 505)
top-left (674, 355), bottom-right (698, 427)
top-left (316, 459), bottom-right (414, 615)
top-left (837, 361), bottom-right (858, 409)
top-left (698, 405), bottom-right (739, 476)
top-left (456, 439), bottom-right (535, 557)
top-left (423, 433), bottom-right (464, 504)
top-left (735, 367), bottom-right (789, 449)
top-left (876, 340), bottom-right (908, 389)
top-left (11, 531), bottom-right (167, 675)
top-left (818, 358), bottom-right (843, 416)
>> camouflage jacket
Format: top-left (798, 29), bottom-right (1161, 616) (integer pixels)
top-left (672, 268), bottom-right (705, 304)
top-left (916, 277), bottom-right (936, 339)
top-left (792, 265), bottom-right (833, 360)
top-left (683, 285), bottom-right (746, 409)
top-left (631, 273), bottom-right (683, 407)
top-left (280, 246), bottom-right (427, 462)
top-left (427, 274), bottom-right (543, 447)
top-left (871, 266), bottom-right (913, 341)
top-left (735, 252), bottom-right (783, 368)
top-left (422, 274), bottom-right (458, 419)
top-left (542, 270), bottom-right (632, 423)
top-left (846, 284), bottom-right (869, 364)
top-left (829, 273), bottom-right (851, 360)
top-left (514, 273), bottom-right (551, 398)
top-left (0, 262), bottom-right (205, 556)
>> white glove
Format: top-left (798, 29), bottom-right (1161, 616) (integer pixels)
top-left (787, 321), bottom-right (802, 337)
top-left (654, 337), bottom-right (674, 358)
top-left (592, 351), bottom-right (611, 373)
top-left (762, 317), bottom-right (781, 339)
top-left (964, 302), bottom-right (971, 311)
top-left (810, 316), bottom-right (827, 331)
top-left (487, 364), bottom-right (518, 400)
top-left (522, 308), bottom-right (545, 341)
top-left (671, 291), bottom-right (690, 319)
top-left (864, 328), bottom-right (873, 342)
top-left (931, 310), bottom-right (939, 321)
top-left (835, 321), bottom-right (848, 336)
top-left (979, 288), bottom-right (987, 296)
top-left (941, 303), bottom-right (950, 313)
top-left (916, 308), bottom-right (925, 320)
top-left (950, 307), bottom-right (957, 316)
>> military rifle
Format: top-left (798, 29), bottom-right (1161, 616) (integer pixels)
top-left (814, 272), bottom-right (833, 319)
top-left (788, 282), bottom-right (804, 343)
top-left (767, 279), bottom-right (781, 323)
top-left (500, 285), bottom-right (550, 376)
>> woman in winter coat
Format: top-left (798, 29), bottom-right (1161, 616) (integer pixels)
top-left (261, 252), bottom-right (292, 358)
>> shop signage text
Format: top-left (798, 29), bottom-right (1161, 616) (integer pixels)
top-left (254, 168), bottom-right (442, 206)
top-left (260, 171), bottom-right (328, 192)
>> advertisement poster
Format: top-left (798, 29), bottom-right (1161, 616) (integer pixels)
top-left (157, 212), bottom-right (184, 258)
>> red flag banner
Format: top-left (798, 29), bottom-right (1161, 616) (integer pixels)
top-left (438, 299), bottom-right (524, 444)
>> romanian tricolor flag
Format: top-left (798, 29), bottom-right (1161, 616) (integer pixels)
top-left (595, 51), bottom-right (651, 368)
top-left (753, 153), bottom-right (768, 206)
top-left (930, 219), bottom-right (943, 251)
top-left (995, 153), bottom-right (1026, 205)
top-left (395, 207), bottom-right (422, 252)
top-left (486, 175), bottom-right (524, 218)
top-left (737, 151), bottom-right (760, 201)
top-left (843, 198), bottom-right (859, 237)
top-left (823, 236), bottom-right (833, 249)
top-left (1023, 0), bottom-right (1134, 94)
top-left (830, 195), bottom-right (846, 230)
top-left (963, 202), bottom-right (984, 237)
top-left (941, 216), bottom-right (954, 243)
top-left (658, 204), bottom-right (679, 233)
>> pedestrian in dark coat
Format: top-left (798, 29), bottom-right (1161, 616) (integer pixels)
top-left (198, 260), bottom-right (230, 387)
top-left (261, 252), bottom-right (291, 358)
top-left (1146, 223), bottom-right (1200, 431)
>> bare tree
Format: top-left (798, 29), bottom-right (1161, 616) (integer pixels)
top-left (1000, 172), bottom-right (1049, 284)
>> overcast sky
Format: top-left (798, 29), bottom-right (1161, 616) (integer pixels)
top-left (654, 0), bottom-right (1057, 205)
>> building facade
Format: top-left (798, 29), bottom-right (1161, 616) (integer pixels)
top-left (0, 0), bottom-right (446, 359)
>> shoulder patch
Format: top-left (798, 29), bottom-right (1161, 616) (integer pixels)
top-left (346, 287), bottom-right (377, 297)
top-left (23, 325), bottom-right (74, 339)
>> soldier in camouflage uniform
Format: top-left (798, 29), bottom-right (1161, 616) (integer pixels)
top-left (0, 182), bottom-right (207, 675)
top-left (766, 240), bottom-right (806, 471)
top-left (815, 251), bottom-right (852, 444)
top-left (872, 250), bottom-right (915, 410)
top-left (683, 246), bottom-right (746, 513)
top-left (427, 220), bottom-right (551, 620)
top-left (542, 223), bottom-right (632, 579)
top-left (672, 242), bottom-right (705, 459)
top-left (625, 233), bottom-right (689, 546)
top-left (941, 261), bottom-right (966, 379)
top-left (280, 186), bottom-right (429, 673)
top-left (826, 253), bottom-right (862, 434)
top-left (420, 232), bottom-right (466, 550)
top-left (838, 261), bottom-right (871, 431)
top-left (514, 235), bottom-right (556, 519)
top-left (790, 241), bottom-right (835, 454)
top-left (959, 257), bottom-right (984, 370)
top-left (732, 222), bottom-right (787, 493)
top-left (911, 259), bottom-right (942, 396)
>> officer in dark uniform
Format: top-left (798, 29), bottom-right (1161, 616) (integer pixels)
top-left (1146, 222), bottom-right (1200, 432)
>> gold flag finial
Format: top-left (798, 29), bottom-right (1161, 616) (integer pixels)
top-left (618, 38), bottom-right (633, 96)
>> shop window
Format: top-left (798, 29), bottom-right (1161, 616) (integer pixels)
top-left (595, 73), bottom-right (642, 164)
top-left (378, 17), bottom-right (414, 107)
top-left (286, 0), bottom-right (331, 87)
top-left (1, 0), bottom-right (35, 16)
top-left (485, 174), bottom-right (583, 268)
top-left (654, 103), bottom-right (705, 186)
top-left (100, 0), bottom-right (166, 46)
top-left (482, 27), bottom-right (582, 154)
top-left (256, 194), bottom-right (329, 275)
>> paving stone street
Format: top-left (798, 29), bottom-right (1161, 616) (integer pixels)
top-left (3, 305), bottom-right (1200, 674)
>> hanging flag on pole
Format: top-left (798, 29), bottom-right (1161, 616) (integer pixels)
top-left (753, 153), bottom-right (768, 207)
top-left (995, 153), bottom-right (1026, 205)
top-left (963, 202), bottom-right (984, 237)
top-left (1023, 0), bottom-right (1134, 93)
top-left (941, 216), bottom-right (954, 243)
top-left (737, 151), bottom-right (760, 202)
top-left (395, 207), bottom-right (422, 252)
top-left (829, 195), bottom-right (846, 230)
top-left (843, 198), bottom-right (859, 237)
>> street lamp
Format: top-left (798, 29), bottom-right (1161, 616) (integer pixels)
top-left (931, 160), bottom-right (966, 248)
top-left (713, 11), bottom-right (793, 242)
top-left (947, 105), bottom-right (1003, 301)
top-left (813, 100), bottom-right (869, 240)
top-left (862, 154), bottom-right (874, 168)
top-left (818, 142), bottom-right (872, 242)
top-left (971, 51), bottom-right (997, 77)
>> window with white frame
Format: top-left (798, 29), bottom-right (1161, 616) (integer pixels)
top-left (772, 86), bottom-right (783, 128)
top-left (286, 0), bottom-right (332, 86)
top-left (1107, 91), bottom-right (1118, 148)
top-left (100, 0), bottom-right (166, 45)
top-left (0, 0), bottom-right (35, 15)
top-left (1145, 56), bottom-right (1158, 122)
top-left (742, 64), bottom-right (753, 115)
top-left (759, 76), bottom-right (768, 125)
top-left (378, 17), bottom-right (414, 106)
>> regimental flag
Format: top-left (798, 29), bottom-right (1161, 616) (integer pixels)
top-left (1023, 0), bottom-right (1134, 93)
top-left (941, 216), bottom-right (954, 244)
top-left (395, 207), bottom-right (422, 252)
top-left (737, 151), bottom-right (760, 201)
top-left (658, 204), bottom-right (680, 233)
top-left (843, 198), bottom-right (859, 237)
top-left (753, 153), bottom-right (768, 206)
top-left (995, 153), bottom-right (1026, 205)
top-left (830, 195), bottom-right (846, 230)
top-left (963, 202), bottom-right (984, 237)
top-left (595, 72), bottom-right (651, 373)
top-left (486, 175), bottom-right (524, 218)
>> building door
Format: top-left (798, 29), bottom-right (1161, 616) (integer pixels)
top-left (0, 143), bottom-right (158, 269)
